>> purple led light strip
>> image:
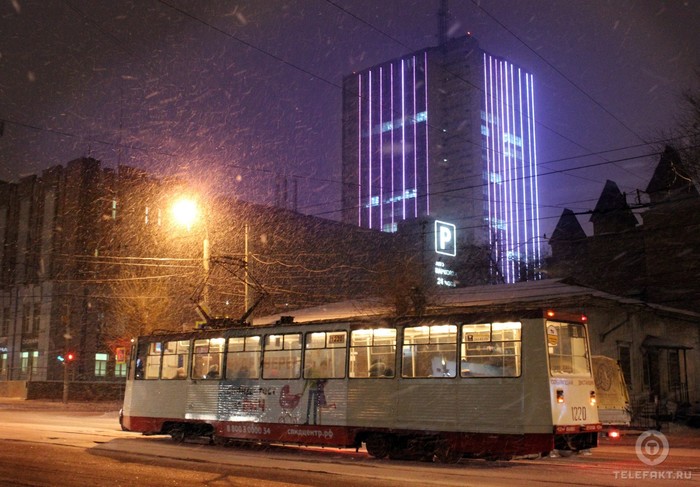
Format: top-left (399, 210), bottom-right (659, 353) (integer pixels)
top-left (357, 74), bottom-right (362, 227)
top-left (401, 59), bottom-right (406, 221)
top-left (424, 52), bottom-right (430, 216)
top-left (379, 67), bottom-right (384, 228)
top-left (412, 56), bottom-right (418, 218)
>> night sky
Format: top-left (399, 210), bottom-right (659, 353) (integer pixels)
top-left (1, 0), bottom-right (698, 240)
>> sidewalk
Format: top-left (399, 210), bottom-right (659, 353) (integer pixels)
top-left (0, 397), bottom-right (121, 413)
top-left (2, 396), bottom-right (700, 447)
top-left (601, 422), bottom-right (700, 449)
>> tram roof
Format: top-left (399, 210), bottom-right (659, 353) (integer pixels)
top-left (253, 279), bottom-right (700, 326)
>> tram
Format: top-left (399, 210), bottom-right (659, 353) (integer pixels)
top-left (120, 308), bottom-right (601, 461)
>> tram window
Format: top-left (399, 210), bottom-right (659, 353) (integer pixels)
top-left (547, 321), bottom-right (591, 376)
top-left (192, 338), bottom-right (225, 379)
top-left (349, 328), bottom-right (396, 378)
top-left (226, 336), bottom-right (261, 379)
top-left (263, 333), bottom-right (301, 379)
top-left (304, 331), bottom-right (347, 379)
top-left (133, 341), bottom-right (149, 379)
top-left (161, 340), bottom-right (190, 379)
top-left (402, 325), bottom-right (457, 378)
top-left (144, 342), bottom-right (162, 379)
top-left (461, 322), bottom-right (521, 377)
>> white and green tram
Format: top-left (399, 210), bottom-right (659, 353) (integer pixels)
top-left (121, 308), bottom-right (601, 461)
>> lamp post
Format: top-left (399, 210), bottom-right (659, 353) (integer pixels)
top-left (172, 197), bottom-right (210, 308)
top-left (171, 197), bottom-right (251, 319)
top-left (244, 222), bottom-right (249, 311)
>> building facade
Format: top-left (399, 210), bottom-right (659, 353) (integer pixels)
top-left (0, 158), bottom-right (416, 390)
top-left (341, 35), bottom-right (541, 283)
top-left (548, 146), bottom-right (700, 414)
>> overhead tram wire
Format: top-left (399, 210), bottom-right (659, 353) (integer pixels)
top-left (16, 2), bottom-right (680, 194)
top-left (158, 0), bottom-right (641, 192)
top-left (3, 106), bottom-right (692, 224)
top-left (469, 0), bottom-right (650, 183)
top-left (8, 2), bottom-right (691, 219)
top-left (323, 0), bottom-right (648, 185)
top-left (469, 0), bottom-right (648, 145)
top-left (291, 131), bottom-right (700, 216)
top-left (306, 143), bottom-right (700, 220)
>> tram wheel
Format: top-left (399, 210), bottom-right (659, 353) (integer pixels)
top-left (365, 434), bottom-right (392, 459)
top-left (434, 441), bottom-right (461, 464)
top-left (170, 428), bottom-right (186, 443)
top-left (211, 435), bottom-right (228, 446)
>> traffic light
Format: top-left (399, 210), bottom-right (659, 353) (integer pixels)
top-left (58, 352), bottom-right (76, 363)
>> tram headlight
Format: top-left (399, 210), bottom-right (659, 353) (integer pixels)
top-left (590, 390), bottom-right (597, 406)
top-left (556, 389), bottom-right (564, 403)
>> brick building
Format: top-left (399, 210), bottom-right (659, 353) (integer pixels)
top-left (0, 158), bottom-right (414, 387)
top-left (547, 146), bottom-right (700, 412)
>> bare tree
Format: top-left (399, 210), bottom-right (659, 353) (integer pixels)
top-left (676, 85), bottom-right (700, 182)
top-left (659, 76), bottom-right (700, 184)
top-left (102, 266), bottom-right (195, 351)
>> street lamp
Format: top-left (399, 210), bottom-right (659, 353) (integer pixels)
top-left (171, 196), bottom-right (210, 271)
top-left (171, 196), bottom-right (251, 321)
top-left (171, 198), bottom-right (198, 231)
top-left (172, 197), bottom-right (210, 312)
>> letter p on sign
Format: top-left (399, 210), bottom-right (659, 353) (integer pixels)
top-left (435, 220), bottom-right (456, 256)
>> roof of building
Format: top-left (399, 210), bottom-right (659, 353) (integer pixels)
top-left (590, 180), bottom-right (638, 233)
top-left (550, 208), bottom-right (587, 242)
top-left (646, 146), bottom-right (698, 201)
top-left (253, 279), bottom-right (700, 325)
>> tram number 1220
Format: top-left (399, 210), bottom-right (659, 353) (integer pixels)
top-left (571, 406), bottom-right (587, 421)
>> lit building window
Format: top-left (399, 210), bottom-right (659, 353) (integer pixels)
top-left (382, 222), bottom-right (398, 233)
top-left (0, 353), bottom-right (7, 375)
top-left (95, 353), bottom-right (108, 377)
top-left (114, 362), bottom-right (128, 377)
top-left (20, 351), bottom-right (37, 376)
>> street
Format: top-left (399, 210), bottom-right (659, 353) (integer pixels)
top-left (0, 401), bottom-right (699, 486)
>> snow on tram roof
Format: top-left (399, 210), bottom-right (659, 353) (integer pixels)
top-left (252, 279), bottom-right (700, 326)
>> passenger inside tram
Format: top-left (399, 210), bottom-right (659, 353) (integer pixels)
top-left (206, 365), bottom-right (219, 378)
top-left (369, 359), bottom-right (386, 377)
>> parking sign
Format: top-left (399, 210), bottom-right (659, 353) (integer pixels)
top-left (435, 220), bottom-right (456, 256)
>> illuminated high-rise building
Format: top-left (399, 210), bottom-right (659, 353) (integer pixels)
top-left (341, 35), bottom-right (541, 283)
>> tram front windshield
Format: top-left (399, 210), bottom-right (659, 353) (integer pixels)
top-left (547, 321), bottom-right (591, 376)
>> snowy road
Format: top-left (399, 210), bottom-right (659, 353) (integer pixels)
top-left (0, 406), bottom-right (698, 486)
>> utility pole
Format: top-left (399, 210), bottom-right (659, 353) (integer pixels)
top-left (62, 304), bottom-right (71, 404)
top-left (244, 222), bottom-right (249, 312)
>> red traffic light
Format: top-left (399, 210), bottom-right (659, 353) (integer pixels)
top-left (66, 353), bottom-right (75, 361)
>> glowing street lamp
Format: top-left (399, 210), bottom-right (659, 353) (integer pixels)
top-left (170, 195), bottom-right (251, 318)
top-left (171, 197), bottom-right (199, 232)
top-left (171, 197), bottom-right (210, 273)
